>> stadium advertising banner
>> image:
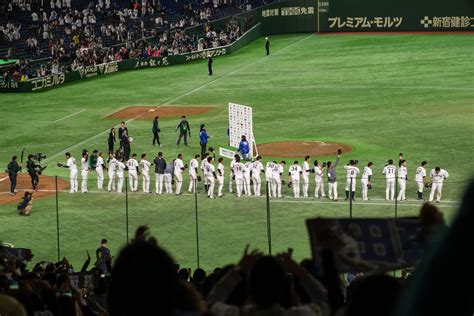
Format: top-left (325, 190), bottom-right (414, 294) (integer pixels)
top-left (319, 0), bottom-right (474, 32)
top-left (259, 0), bottom-right (318, 34)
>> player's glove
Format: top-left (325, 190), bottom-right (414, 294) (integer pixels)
top-left (197, 175), bottom-right (202, 182)
top-left (424, 182), bottom-right (432, 189)
top-left (337, 149), bottom-right (342, 155)
top-left (367, 183), bottom-right (372, 190)
top-left (281, 180), bottom-right (286, 185)
top-left (172, 179), bottom-right (175, 185)
top-left (232, 175), bottom-right (235, 181)
top-left (57, 163), bottom-right (64, 167)
top-left (287, 182), bottom-right (292, 188)
top-left (184, 164), bottom-right (188, 169)
top-left (250, 179), bottom-right (253, 185)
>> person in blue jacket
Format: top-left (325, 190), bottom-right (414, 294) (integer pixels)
top-left (238, 135), bottom-right (250, 160)
top-left (199, 124), bottom-right (210, 158)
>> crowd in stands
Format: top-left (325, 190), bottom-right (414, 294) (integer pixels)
top-left (0, 0), bottom-right (258, 82)
top-left (2, 184), bottom-right (473, 316)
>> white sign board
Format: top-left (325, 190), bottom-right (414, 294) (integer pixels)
top-left (219, 147), bottom-right (237, 159)
top-left (228, 102), bottom-right (254, 157)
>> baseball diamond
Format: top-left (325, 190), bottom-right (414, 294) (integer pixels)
top-left (0, 0), bottom-right (473, 314)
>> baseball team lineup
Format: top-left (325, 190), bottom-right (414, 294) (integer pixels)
top-left (51, 112), bottom-right (450, 204)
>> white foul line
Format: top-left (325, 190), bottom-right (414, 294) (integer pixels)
top-left (45, 35), bottom-right (313, 163)
top-left (53, 109), bottom-right (86, 123)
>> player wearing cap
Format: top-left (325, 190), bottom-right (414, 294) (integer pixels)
top-left (116, 157), bottom-right (126, 193)
top-left (251, 156), bottom-right (264, 196)
top-left (217, 157), bottom-right (225, 197)
top-left (64, 152), bottom-right (78, 193)
top-left (205, 156), bottom-right (217, 198)
top-left (271, 161), bottom-right (286, 198)
top-left (397, 159), bottom-right (408, 201)
top-left (96, 152), bottom-right (105, 190)
top-left (233, 156), bottom-right (245, 198)
top-left (313, 160), bottom-right (326, 198)
top-left (429, 166), bottom-right (449, 203)
top-left (107, 153), bottom-right (117, 192)
top-left (415, 161), bottom-right (427, 200)
top-left (288, 161), bottom-right (302, 198)
top-left (127, 153), bottom-right (139, 192)
top-left (80, 151), bottom-right (89, 193)
top-left (188, 154), bottom-right (200, 193)
top-left (174, 154), bottom-right (186, 195)
top-left (243, 161), bottom-right (252, 196)
top-left (265, 161), bottom-right (276, 197)
top-left (302, 156), bottom-right (311, 198)
top-left (382, 159), bottom-right (397, 200)
top-left (140, 153), bottom-right (151, 193)
top-left (361, 162), bottom-right (373, 201)
top-left (344, 160), bottom-right (360, 201)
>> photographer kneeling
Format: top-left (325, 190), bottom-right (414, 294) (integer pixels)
top-left (17, 192), bottom-right (33, 216)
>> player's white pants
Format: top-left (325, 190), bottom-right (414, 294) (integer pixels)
top-left (207, 176), bottom-right (215, 198)
top-left (429, 182), bottom-right (443, 202)
top-left (69, 169), bottom-right (78, 193)
top-left (328, 181), bottom-right (338, 200)
top-left (386, 178), bottom-right (395, 200)
top-left (265, 176), bottom-right (273, 197)
top-left (235, 176), bottom-right (243, 197)
top-left (96, 167), bottom-right (104, 190)
top-left (345, 177), bottom-right (356, 192)
top-left (188, 175), bottom-right (197, 193)
top-left (117, 174), bottom-right (124, 193)
top-left (174, 172), bottom-right (183, 194)
top-left (243, 176), bottom-right (251, 196)
top-left (129, 171), bottom-right (138, 192)
top-left (361, 179), bottom-right (369, 200)
top-left (228, 173), bottom-right (233, 193)
top-left (81, 170), bottom-right (88, 193)
top-left (107, 170), bottom-right (115, 191)
top-left (315, 180), bottom-right (325, 198)
top-left (155, 173), bottom-right (164, 194)
top-left (252, 175), bottom-right (261, 196)
top-left (142, 171), bottom-right (150, 193)
top-left (271, 176), bottom-right (282, 198)
top-left (397, 178), bottom-right (406, 201)
top-left (292, 178), bottom-right (300, 198)
top-left (164, 174), bottom-right (172, 194)
top-left (217, 176), bottom-right (224, 197)
top-left (417, 180), bottom-right (424, 193)
top-left (302, 175), bottom-right (309, 197)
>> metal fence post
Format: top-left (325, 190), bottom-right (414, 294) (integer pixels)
top-left (266, 180), bottom-right (272, 255)
top-left (394, 174), bottom-right (399, 219)
top-left (349, 177), bottom-right (353, 219)
top-left (194, 179), bottom-right (200, 268)
top-left (125, 176), bottom-right (129, 244)
top-left (55, 176), bottom-right (60, 262)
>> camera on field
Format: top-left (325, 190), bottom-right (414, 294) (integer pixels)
top-left (30, 153), bottom-right (47, 174)
top-left (32, 153), bottom-right (47, 162)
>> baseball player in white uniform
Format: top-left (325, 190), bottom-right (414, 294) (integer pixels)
top-left (302, 156), bottom-right (311, 198)
top-left (415, 161), bottom-right (427, 200)
top-left (116, 159), bottom-right (126, 193)
top-left (205, 156), bottom-right (217, 198)
top-left (243, 161), bottom-right (252, 196)
top-left (229, 155), bottom-right (236, 193)
top-left (96, 152), bottom-right (105, 190)
top-left (63, 152), bottom-right (78, 193)
top-left (288, 161), bottom-right (302, 198)
top-left (251, 156), bottom-right (264, 196)
top-left (140, 153), bottom-right (151, 193)
top-left (80, 151), bottom-right (89, 193)
top-left (174, 154), bottom-right (186, 195)
top-left (397, 159), bottom-right (408, 201)
top-left (107, 153), bottom-right (117, 192)
top-left (217, 157), bottom-right (225, 197)
top-left (233, 156), bottom-right (245, 198)
top-left (361, 162), bottom-right (373, 201)
top-left (188, 154), bottom-right (200, 193)
top-left (265, 161), bottom-right (276, 197)
top-left (313, 160), bottom-right (326, 198)
top-left (271, 161), bottom-right (285, 198)
top-left (344, 160), bottom-right (360, 201)
top-left (382, 159), bottom-right (397, 200)
top-left (127, 153), bottom-right (139, 192)
top-left (164, 161), bottom-right (174, 194)
top-left (201, 153), bottom-right (209, 192)
top-left (429, 166), bottom-right (449, 203)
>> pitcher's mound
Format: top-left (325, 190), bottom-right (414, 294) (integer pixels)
top-left (106, 106), bottom-right (214, 120)
top-left (258, 141), bottom-right (352, 158)
top-left (0, 173), bottom-right (69, 205)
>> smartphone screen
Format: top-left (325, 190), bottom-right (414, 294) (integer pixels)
top-left (9, 282), bottom-right (19, 290)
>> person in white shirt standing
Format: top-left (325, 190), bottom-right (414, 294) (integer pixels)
top-left (96, 152), bottom-right (105, 190)
top-left (188, 154), bottom-right (200, 193)
top-left (429, 166), bottom-right (449, 203)
top-left (61, 152), bottom-right (78, 193)
top-left (217, 157), bottom-right (225, 197)
top-left (140, 153), bottom-right (151, 193)
top-left (397, 159), bottom-right (408, 201)
top-left (251, 156), bottom-right (264, 196)
top-left (265, 161), bottom-right (276, 197)
top-left (361, 162), bottom-right (373, 201)
top-left (313, 160), bottom-right (326, 198)
top-left (174, 154), bottom-right (186, 195)
top-left (127, 153), bottom-right (139, 192)
top-left (272, 161), bottom-right (285, 198)
top-left (80, 151), bottom-right (89, 193)
top-left (205, 156), bottom-right (217, 198)
top-left (201, 153), bottom-right (209, 192)
top-left (382, 159), bottom-right (396, 200)
top-left (288, 161), bottom-right (302, 198)
top-left (344, 160), bottom-right (360, 201)
top-left (229, 155), bottom-right (236, 193)
top-left (302, 156), bottom-right (311, 198)
top-left (107, 153), bottom-right (117, 192)
top-left (243, 161), bottom-right (252, 196)
top-left (233, 156), bottom-right (245, 198)
top-left (116, 158), bottom-right (126, 193)
top-left (415, 161), bottom-right (427, 200)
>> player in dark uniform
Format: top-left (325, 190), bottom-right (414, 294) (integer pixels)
top-left (26, 154), bottom-right (40, 191)
top-left (175, 116), bottom-right (191, 147)
top-left (6, 156), bottom-right (21, 195)
top-left (152, 116), bottom-right (161, 147)
top-left (108, 128), bottom-right (116, 153)
top-left (95, 239), bottom-right (112, 274)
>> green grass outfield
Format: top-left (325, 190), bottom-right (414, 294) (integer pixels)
top-left (1, 33), bottom-right (473, 271)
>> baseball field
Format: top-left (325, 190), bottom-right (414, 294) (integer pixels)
top-left (1, 33), bottom-right (473, 271)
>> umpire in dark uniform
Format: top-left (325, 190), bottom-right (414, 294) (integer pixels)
top-left (208, 56), bottom-right (213, 76)
top-left (6, 155), bottom-right (21, 195)
top-left (26, 154), bottom-right (39, 191)
top-left (265, 37), bottom-right (270, 55)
